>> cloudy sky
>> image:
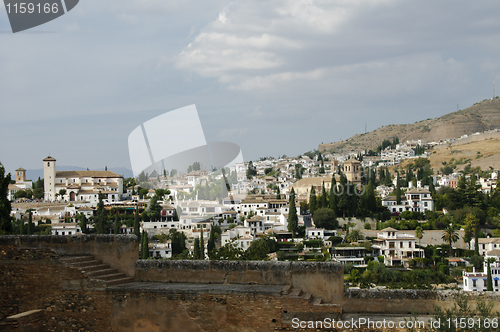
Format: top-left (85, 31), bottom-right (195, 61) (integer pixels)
top-left (1, 0), bottom-right (500, 176)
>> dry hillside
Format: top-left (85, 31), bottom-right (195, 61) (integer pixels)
top-left (318, 98), bottom-right (500, 154)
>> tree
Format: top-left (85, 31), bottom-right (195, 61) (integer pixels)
top-left (246, 161), bottom-right (257, 179)
top-left (487, 258), bottom-right (495, 291)
top-left (133, 206), bottom-right (140, 238)
top-left (395, 175), bottom-right (401, 205)
top-left (309, 186), bottom-right (317, 215)
top-left (463, 213), bottom-right (480, 254)
top-left (207, 227), bottom-right (216, 256)
top-left (288, 189), bottom-right (298, 237)
top-left (320, 182), bottom-right (327, 208)
top-left (1, 164), bottom-right (13, 232)
top-left (148, 195), bottom-right (162, 221)
top-left (199, 225), bottom-right (205, 259)
top-left (193, 238), bottom-right (200, 259)
top-left (58, 189), bottom-right (67, 200)
top-left (140, 230), bottom-right (149, 259)
top-left (276, 186), bottom-right (281, 200)
top-left (346, 229), bottom-right (363, 243)
top-left (312, 208), bottom-right (338, 230)
top-left (442, 225), bottom-right (459, 257)
top-left (77, 214), bottom-right (88, 234)
top-left (95, 193), bottom-right (108, 234)
top-left (27, 210), bottom-right (34, 235)
top-left (114, 213), bottom-right (120, 235)
top-left (139, 188), bottom-right (149, 199)
top-left (415, 226), bottom-right (424, 248)
top-left (329, 176), bottom-right (337, 212)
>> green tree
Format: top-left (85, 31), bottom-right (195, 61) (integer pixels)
top-left (246, 161), bottom-right (257, 179)
top-left (415, 226), bottom-right (424, 248)
top-left (276, 186), bottom-right (281, 200)
top-left (199, 226), bottom-right (205, 259)
top-left (329, 176), bottom-right (337, 212)
top-left (395, 175), bottom-right (401, 205)
top-left (77, 214), bottom-right (88, 234)
top-left (320, 182), bottom-right (327, 208)
top-left (27, 210), bottom-right (34, 235)
top-left (207, 227), bottom-right (216, 256)
top-left (487, 258), bottom-right (495, 291)
top-left (133, 206), bottom-right (141, 238)
top-left (463, 213), bottom-right (480, 254)
top-left (139, 188), bottom-right (149, 199)
top-left (441, 225), bottom-right (459, 257)
top-left (114, 213), bottom-right (120, 235)
top-left (140, 230), bottom-right (149, 259)
top-left (309, 186), bottom-right (317, 215)
top-left (95, 193), bottom-right (107, 234)
top-left (346, 229), bottom-right (363, 243)
top-left (193, 238), bottom-right (200, 259)
top-left (148, 195), bottom-right (162, 221)
top-left (312, 208), bottom-right (338, 230)
top-left (287, 188), bottom-right (298, 237)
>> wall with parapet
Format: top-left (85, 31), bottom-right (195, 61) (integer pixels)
top-left (0, 235), bottom-right (139, 277)
top-left (135, 260), bottom-right (345, 303)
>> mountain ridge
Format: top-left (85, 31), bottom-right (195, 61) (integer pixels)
top-left (318, 98), bottom-right (500, 154)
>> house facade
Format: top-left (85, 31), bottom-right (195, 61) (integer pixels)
top-left (381, 189), bottom-right (434, 213)
top-left (372, 227), bottom-right (424, 266)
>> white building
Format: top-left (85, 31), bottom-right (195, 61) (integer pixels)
top-left (43, 156), bottom-right (123, 203)
top-left (372, 227), bottom-right (424, 266)
top-left (382, 189), bottom-right (434, 213)
top-left (463, 259), bottom-right (500, 292)
top-left (7, 167), bottom-right (33, 201)
top-left (220, 226), bottom-right (254, 251)
top-left (51, 223), bottom-right (82, 236)
top-left (477, 238), bottom-right (500, 257)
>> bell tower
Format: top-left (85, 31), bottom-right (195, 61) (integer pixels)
top-left (43, 156), bottom-right (56, 201)
top-left (15, 167), bottom-right (26, 183)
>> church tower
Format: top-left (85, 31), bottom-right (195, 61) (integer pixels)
top-left (43, 156), bottom-right (56, 201)
top-left (15, 167), bottom-right (26, 183)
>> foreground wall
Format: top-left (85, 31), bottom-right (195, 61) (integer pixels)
top-left (0, 235), bottom-right (139, 277)
top-left (343, 288), bottom-right (500, 314)
top-left (135, 259), bottom-right (345, 303)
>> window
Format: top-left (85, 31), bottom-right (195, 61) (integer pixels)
top-left (473, 280), bottom-right (476, 287)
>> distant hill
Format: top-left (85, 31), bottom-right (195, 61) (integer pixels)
top-left (318, 98), bottom-right (500, 154)
top-left (26, 166), bottom-right (133, 181)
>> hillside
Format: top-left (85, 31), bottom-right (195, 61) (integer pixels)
top-left (318, 98), bottom-right (500, 154)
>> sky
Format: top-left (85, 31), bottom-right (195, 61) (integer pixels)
top-left (1, 0), bottom-right (500, 177)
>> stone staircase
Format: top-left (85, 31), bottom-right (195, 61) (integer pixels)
top-left (60, 255), bottom-right (134, 287)
top-left (282, 285), bottom-right (342, 309)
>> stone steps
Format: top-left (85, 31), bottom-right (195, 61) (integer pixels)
top-left (60, 255), bottom-right (133, 288)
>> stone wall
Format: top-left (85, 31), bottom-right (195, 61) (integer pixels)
top-left (0, 235), bottom-right (139, 277)
top-left (135, 259), bottom-right (345, 303)
top-left (343, 288), bottom-right (500, 314)
top-left (0, 244), bottom-right (112, 331)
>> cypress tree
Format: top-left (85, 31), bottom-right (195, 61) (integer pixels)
top-left (19, 219), bottom-right (25, 235)
top-left (288, 191), bottom-right (298, 237)
top-left (27, 210), bottom-right (33, 235)
top-left (114, 213), bottom-right (120, 235)
top-left (329, 177), bottom-right (337, 213)
top-left (309, 186), bottom-right (317, 215)
top-left (487, 259), bottom-right (494, 291)
top-left (276, 186), bottom-right (281, 200)
top-left (395, 175), bottom-right (402, 205)
top-left (199, 226), bottom-right (205, 259)
top-left (320, 182), bottom-right (327, 208)
top-left (193, 238), bottom-right (200, 259)
top-left (133, 206), bottom-right (140, 238)
top-left (207, 227), bottom-right (215, 255)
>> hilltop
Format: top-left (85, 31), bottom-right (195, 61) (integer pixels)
top-left (318, 98), bottom-right (500, 154)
